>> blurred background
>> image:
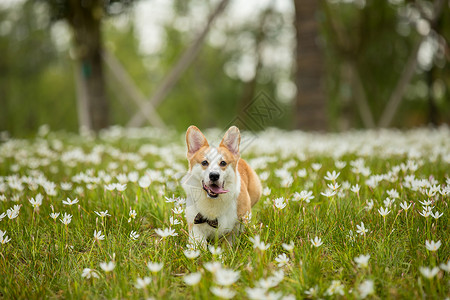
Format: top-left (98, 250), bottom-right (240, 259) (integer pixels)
top-left (0, 0), bottom-right (449, 136)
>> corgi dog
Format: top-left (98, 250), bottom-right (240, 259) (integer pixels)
top-left (182, 125), bottom-right (261, 247)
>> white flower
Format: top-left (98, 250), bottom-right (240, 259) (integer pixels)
top-left (104, 184), bottom-right (116, 191)
top-left (183, 272), bottom-right (202, 286)
top-left (341, 181), bottom-right (351, 190)
top-left (62, 197), bottom-right (79, 206)
top-left (214, 268), bottom-right (240, 286)
top-left (297, 168), bottom-right (307, 177)
top-left (262, 187), bottom-right (271, 196)
top-left (204, 261), bottom-right (223, 274)
top-left (81, 268), bottom-right (99, 279)
top-left (327, 182), bottom-right (340, 191)
top-left (311, 236), bottom-right (323, 247)
top-left (424, 188), bottom-right (436, 198)
top-left (350, 184), bottom-right (360, 194)
top-left (358, 279), bottom-right (375, 299)
top-left (170, 216), bottom-right (181, 226)
top-left (256, 275), bottom-right (281, 289)
top-left (130, 230), bottom-right (140, 240)
top-left (49, 212), bottom-right (60, 221)
top-left (365, 199), bottom-right (374, 211)
top-left (321, 190), bottom-right (337, 198)
top-left (128, 171), bottom-right (139, 183)
top-left (383, 197), bottom-right (394, 208)
top-left (61, 182), bottom-right (73, 190)
top-left (242, 211), bottom-right (252, 223)
top-left (135, 276), bottom-right (151, 289)
top-left (419, 199), bottom-right (433, 206)
top-left (271, 270), bottom-right (285, 285)
top-left (304, 286), bottom-right (319, 297)
top-left (164, 195), bottom-right (177, 203)
top-left (378, 207), bottom-right (391, 217)
top-left (335, 161), bottom-right (347, 169)
top-left (246, 287), bottom-right (274, 300)
top-left (419, 266), bottom-right (440, 279)
top-left (400, 201), bottom-right (412, 211)
top-left (0, 230), bottom-right (11, 244)
top-left (324, 170), bottom-right (340, 181)
top-left (311, 163), bottom-right (322, 171)
top-left (147, 261), bottom-right (164, 273)
top-left (326, 280), bottom-right (345, 296)
top-left (93, 230), bottom-right (105, 241)
top-left (176, 197), bottom-right (186, 206)
top-left (275, 253), bottom-right (290, 267)
top-left (292, 190), bottom-right (314, 203)
top-left (281, 176), bottom-right (294, 188)
top-left (172, 206), bottom-right (184, 214)
top-left (440, 186), bottom-right (450, 196)
top-left (419, 208), bottom-right (432, 218)
top-left (29, 194), bottom-right (43, 210)
top-left (356, 222), bottom-right (368, 235)
top-left (209, 245), bottom-right (223, 256)
top-left (440, 260), bottom-right (450, 272)
top-left (259, 172), bottom-right (270, 181)
top-left (210, 286), bottom-right (236, 299)
top-left (282, 241), bottom-right (295, 252)
top-left (387, 189), bottom-right (399, 199)
top-left (155, 227), bottom-right (178, 238)
top-left (94, 210), bottom-right (111, 218)
top-left (100, 261), bottom-right (115, 272)
top-left (116, 173), bottom-right (128, 184)
top-left (354, 254), bottom-right (370, 268)
top-left (115, 183), bottom-right (127, 192)
top-left (431, 211), bottom-right (443, 219)
top-left (249, 235), bottom-right (270, 251)
top-left (7, 205), bottom-right (21, 219)
top-left (138, 176), bottom-right (151, 188)
top-left (273, 197), bottom-right (287, 209)
top-left (128, 209), bottom-right (137, 222)
top-left (347, 230), bottom-right (355, 244)
top-left (425, 240), bottom-right (441, 252)
top-left (184, 249), bottom-right (201, 259)
top-left (60, 213), bottom-right (72, 225)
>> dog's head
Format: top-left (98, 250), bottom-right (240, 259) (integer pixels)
top-left (185, 125), bottom-right (241, 199)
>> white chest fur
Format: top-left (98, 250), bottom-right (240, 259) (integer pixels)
top-left (183, 172), bottom-right (241, 240)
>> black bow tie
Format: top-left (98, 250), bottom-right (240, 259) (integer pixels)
top-left (194, 213), bottom-right (218, 228)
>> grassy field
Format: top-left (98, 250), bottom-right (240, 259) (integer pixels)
top-left (0, 126), bottom-right (449, 299)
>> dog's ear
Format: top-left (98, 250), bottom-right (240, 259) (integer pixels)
top-left (186, 126), bottom-right (209, 158)
top-left (220, 126), bottom-right (240, 156)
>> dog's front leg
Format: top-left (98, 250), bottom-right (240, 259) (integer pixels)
top-left (223, 223), bottom-right (243, 248)
top-left (189, 224), bottom-right (208, 249)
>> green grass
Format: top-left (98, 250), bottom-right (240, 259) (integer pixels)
top-left (0, 127), bottom-right (449, 299)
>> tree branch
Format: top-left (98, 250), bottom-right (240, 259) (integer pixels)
top-left (127, 0), bottom-right (230, 127)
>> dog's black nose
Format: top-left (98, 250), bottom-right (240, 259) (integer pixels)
top-left (209, 172), bottom-right (220, 181)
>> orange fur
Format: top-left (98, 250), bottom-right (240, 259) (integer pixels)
top-left (218, 145), bottom-right (261, 218)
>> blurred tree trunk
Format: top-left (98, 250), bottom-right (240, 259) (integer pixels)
top-left (426, 69), bottom-right (439, 126)
top-left (293, 0), bottom-right (327, 131)
top-left (68, 0), bottom-right (108, 132)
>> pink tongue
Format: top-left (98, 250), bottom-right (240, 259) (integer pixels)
top-left (209, 184), bottom-right (228, 194)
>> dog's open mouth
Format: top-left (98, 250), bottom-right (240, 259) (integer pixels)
top-left (202, 181), bottom-right (228, 198)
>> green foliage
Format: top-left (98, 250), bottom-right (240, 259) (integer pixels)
top-left (1, 0), bottom-right (449, 136)
top-left (0, 2), bottom-right (77, 136)
top-left (322, 0), bottom-right (450, 128)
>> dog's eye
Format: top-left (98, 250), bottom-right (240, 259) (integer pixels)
top-left (201, 160), bottom-right (209, 166)
top-left (219, 161), bottom-right (227, 167)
